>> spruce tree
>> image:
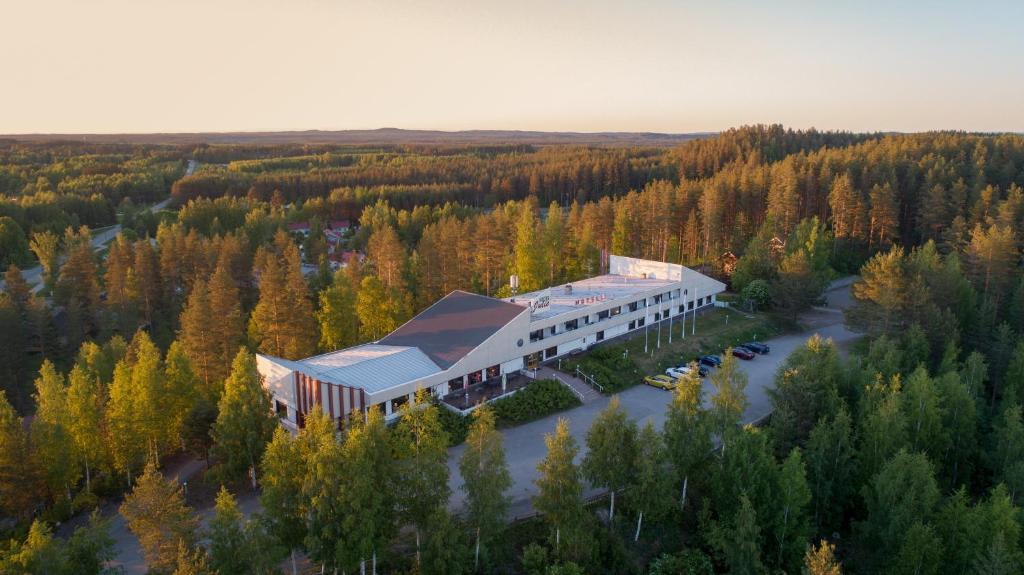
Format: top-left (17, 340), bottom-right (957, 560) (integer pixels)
top-left (209, 486), bottom-right (249, 575)
top-left (212, 348), bottom-right (276, 487)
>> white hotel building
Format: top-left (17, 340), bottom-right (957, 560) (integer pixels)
top-left (256, 255), bottom-right (726, 430)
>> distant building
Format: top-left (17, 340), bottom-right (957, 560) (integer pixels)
top-left (256, 255), bottom-right (725, 430)
top-left (287, 221), bottom-right (311, 236)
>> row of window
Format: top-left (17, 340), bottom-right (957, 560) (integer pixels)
top-left (532, 292), bottom-right (713, 342)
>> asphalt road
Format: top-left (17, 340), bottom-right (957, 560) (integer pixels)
top-left (105, 279), bottom-right (859, 572)
top-left (447, 279), bottom-right (860, 518)
top-left (1, 162), bottom-right (187, 294)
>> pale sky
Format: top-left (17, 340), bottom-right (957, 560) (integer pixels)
top-left (3, 0), bottom-right (1023, 134)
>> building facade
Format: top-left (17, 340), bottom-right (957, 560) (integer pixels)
top-left (256, 255), bottom-right (726, 430)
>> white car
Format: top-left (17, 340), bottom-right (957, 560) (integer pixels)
top-left (665, 365), bottom-right (693, 379)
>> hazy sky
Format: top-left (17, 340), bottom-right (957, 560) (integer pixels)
top-left (3, 0), bottom-right (1023, 134)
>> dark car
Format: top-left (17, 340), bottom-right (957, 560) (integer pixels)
top-left (743, 342), bottom-right (770, 354)
top-left (732, 347), bottom-right (756, 360)
top-left (698, 355), bottom-right (722, 368)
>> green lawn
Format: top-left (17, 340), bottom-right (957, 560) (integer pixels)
top-left (561, 307), bottom-right (781, 392)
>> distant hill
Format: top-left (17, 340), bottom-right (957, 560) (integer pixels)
top-left (1, 127), bottom-right (713, 147)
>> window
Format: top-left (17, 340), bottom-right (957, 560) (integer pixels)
top-left (678, 305), bottom-right (684, 314)
top-left (654, 312), bottom-right (661, 321)
top-left (653, 294), bottom-right (662, 304)
top-left (564, 318), bottom-right (578, 331)
top-left (449, 377), bottom-right (464, 391)
top-left (628, 301), bottom-right (638, 312)
top-left (598, 310), bottom-right (610, 321)
top-left (596, 330), bottom-right (605, 341)
top-left (638, 317), bottom-right (646, 327)
top-left (688, 301), bottom-right (694, 310)
top-left (486, 365), bottom-right (500, 379)
top-left (275, 400), bottom-right (288, 418)
top-left (545, 346), bottom-right (558, 359)
top-left (610, 306), bottom-right (622, 316)
top-left (390, 395), bottom-right (408, 414)
top-left (628, 320), bottom-right (636, 330)
top-left (530, 329), bottom-right (544, 342)
top-left (698, 297), bottom-right (704, 306)
top-left (549, 326), bottom-right (557, 336)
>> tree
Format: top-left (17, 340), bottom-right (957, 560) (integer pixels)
top-left (29, 229), bottom-right (60, 292)
top-left (710, 350), bottom-right (749, 452)
top-left (581, 396), bottom-right (637, 522)
top-left (534, 418), bottom-right (590, 563)
top-left (711, 494), bottom-right (765, 575)
top-left (300, 408), bottom-right (346, 573)
top-left (0, 216), bottom-right (29, 268)
top-left (858, 450), bottom-right (939, 569)
top-left (317, 269), bottom-right (359, 351)
top-left (0, 520), bottom-right (65, 575)
top-left (629, 421), bottom-right (675, 541)
top-left (900, 367), bottom-right (947, 460)
top-left (421, 507), bottom-right (471, 575)
top-left (772, 250), bottom-right (819, 318)
top-left (803, 540), bottom-right (842, 575)
top-left (355, 274), bottom-right (409, 340)
top-left (66, 365), bottom-right (106, 493)
top-left (366, 224), bottom-right (407, 291)
top-left (65, 512), bottom-right (117, 575)
top-left (0, 391), bottom-right (40, 521)
top-left (987, 404), bottom-right (1024, 503)
top-left (260, 427), bottom-right (306, 575)
top-left (212, 348), bottom-right (277, 487)
top-left (772, 449), bottom-right (812, 572)
top-left (337, 407), bottom-right (396, 574)
top-left (31, 360), bottom-right (79, 503)
top-left (209, 486), bottom-right (249, 575)
top-left (513, 200), bottom-right (546, 292)
top-left (846, 246), bottom-right (908, 335)
top-left (805, 408), bottom-right (856, 535)
top-left (458, 405), bottom-right (512, 570)
top-left (163, 342), bottom-right (200, 447)
top-left (889, 521), bottom-right (941, 575)
top-left (56, 229), bottom-right (101, 343)
top-left (395, 389), bottom-right (451, 564)
top-left (663, 366), bottom-right (712, 510)
top-left (171, 542), bottom-right (215, 575)
top-left (769, 335), bottom-right (842, 454)
top-left (120, 461), bottom-right (198, 573)
top-left (249, 244), bottom-right (317, 359)
top-left (935, 372), bottom-right (977, 489)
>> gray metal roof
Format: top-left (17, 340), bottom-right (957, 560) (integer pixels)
top-left (378, 290), bottom-right (526, 369)
top-left (259, 344), bottom-right (442, 394)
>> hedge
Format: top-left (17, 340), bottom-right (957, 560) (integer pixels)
top-left (489, 378), bottom-right (582, 426)
top-left (560, 346), bottom-right (640, 393)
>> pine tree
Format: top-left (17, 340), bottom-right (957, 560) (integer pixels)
top-left (533, 418), bottom-right (590, 563)
top-left (104, 234), bottom-right (139, 336)
top-left (847, 246), bottom-right (909, 335)
top-left (212, 348), bottom-right (276, 487)
top-left (367, 224), bottom-right (407, 291)
top-left (769, 334), bottom-right (842, 455)
top-left (459, 405), bottom-right (512, 570)
top-left (395, 389), bottom-right (451, 564)
top-left (249, 245), bottom-right (317, 360)
top-left (164, 341), bottom-right (200, 446)
top-left (581, 396), bottom-right (637, 522)
top-left (120, 461), bottom-right (198, 573)
top-left (208, 257), bottom-right (244, 384)
top-left (513, 200), bottom-right (546, 292)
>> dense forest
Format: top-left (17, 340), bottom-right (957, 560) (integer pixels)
top-left (2, 126), bottom-right (1024, 574)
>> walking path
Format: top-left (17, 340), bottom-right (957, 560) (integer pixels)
top-left (536, 365), bottom-right (602, 404)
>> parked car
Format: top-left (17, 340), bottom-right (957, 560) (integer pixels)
top-left (698, 354), bottom-right (722, 368)
top-left (732, 347), bottom-right (756, 360)
top-left (666, 364), bottom-right (707, 379)
top-left (743, 342), bottom-right (770, 354)
top-left (643, 374), bottom-right (677, 390)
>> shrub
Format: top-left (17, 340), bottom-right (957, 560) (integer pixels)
top-left (562, 346), bottom-right (640, 393)
top-left (648, 549), bottom-right (714, 575)
top-left (489, 379), bottom-right (581, 426)
top-left (433, 399), bottom-right (470, 446)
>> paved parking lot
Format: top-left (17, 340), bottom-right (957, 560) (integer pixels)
top-left (447, 280), bottom-right (860, 517)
